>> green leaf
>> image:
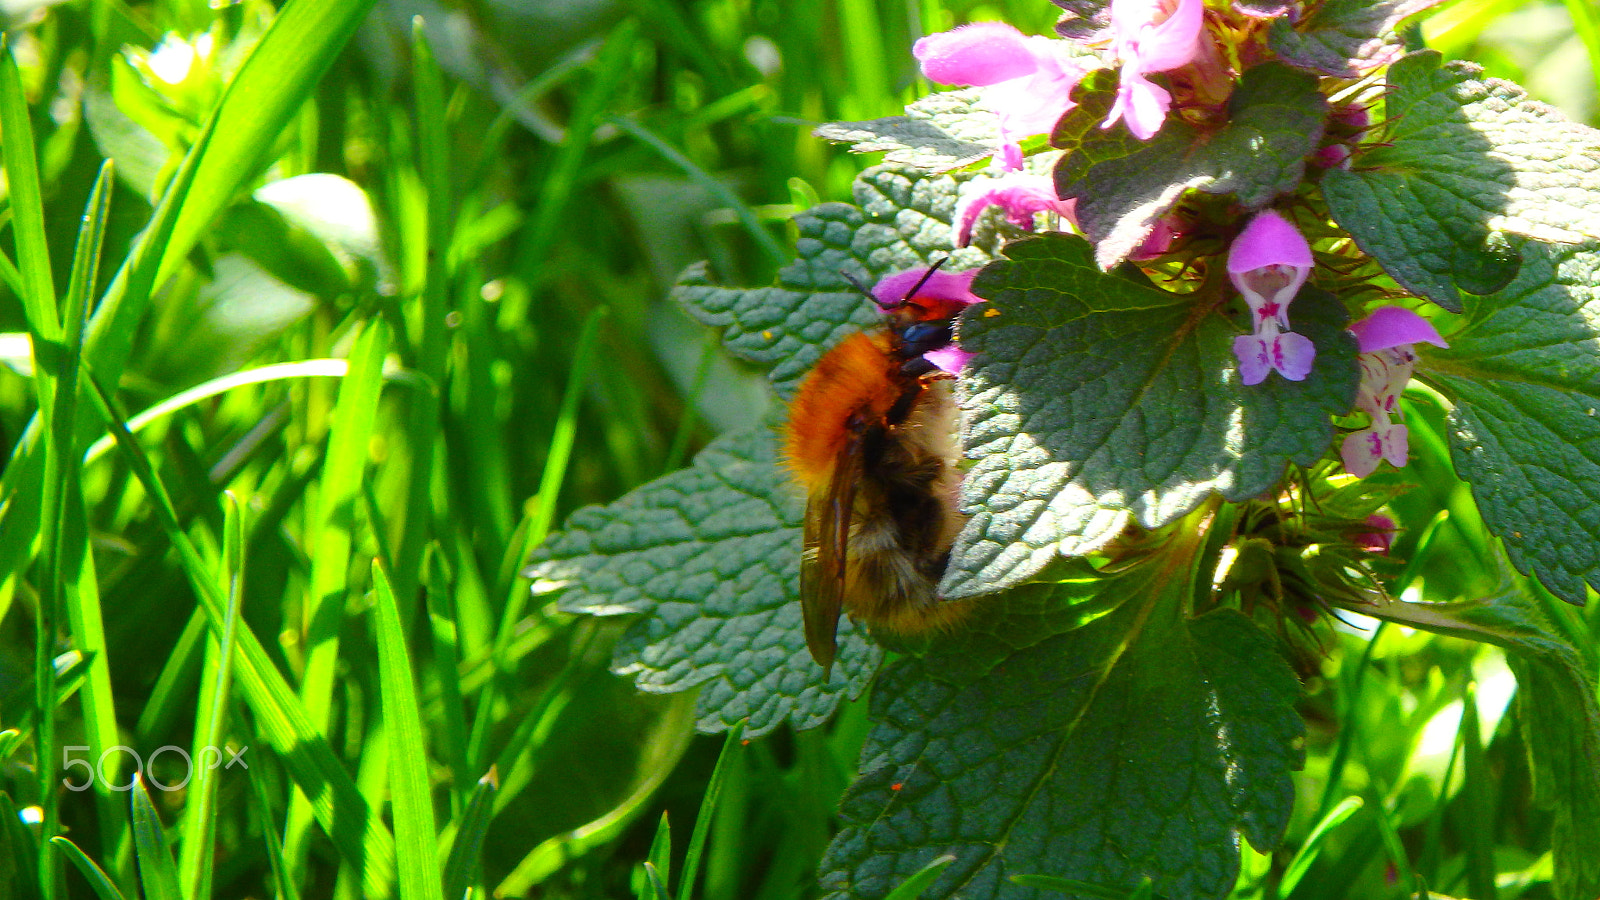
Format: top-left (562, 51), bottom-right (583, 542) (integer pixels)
top-left (49, 836), bottom-right (127, 900)
top-left (1348, 585), bottom-right (1600, 900)
top-left (673, 166), bottom-right (999, 398)
top-left (131, 776), bottom-right (182, 900)
top-left (1324, 51), bottom-right (1600, 311)
top-left (819, 581), bottom-right (1304, 900)
top-left (0, 34), bottom-right (60, 341)
top-left (526, 427), bottom-right (879, 737)
top-left (944, 234), bottom-right (1357, 598)
top-left (1053, 64), bottom-right (1327, 268)
top-left (678, 724), bottom-right (744, 900)
top-left (83, 374), bottom-right (396, 898)
top-left (1268, 0), bottom-right (1447, 76)
top-left (372, 561), bottom-right (446, 900)
top-left (441, 768), bottom-right (498, 900)
top-left (1424, 240), bottom-right (1600, 604)
top-left (814, 89), bottom-right (1000, 171)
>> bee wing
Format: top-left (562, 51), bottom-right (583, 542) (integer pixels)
top-left (800, 435), bottom-right (862, 673)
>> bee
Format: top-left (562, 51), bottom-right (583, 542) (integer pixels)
top-left (782, 261), bottom-right (974, 672)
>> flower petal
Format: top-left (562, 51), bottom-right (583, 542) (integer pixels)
top-left (1380, 422), bottom-right (1410, 467)
top-left (1350, 306), bottom-right (1449, 353)
top-left (923, 344), bottom-right (973, 374)
top-left (1228, 210), bottom-right (1312, 273)
top-left (953, 172), bottom-right (1076, 246)
top-left (1102, 68), bottom-right (1171, 139)
top-left (872, 267), bottom-right (981, 309)
top-left (1233, 334), bottom-right (1272, 385)
top-left (914, 22), bottom-right (1037, 86)
top-left (1341, 430), bottom-right (1384, 478)
top-left (1119, 0), bottom-right (1204, 73)
top-left (1272, 330), bottom-right (1316, 381)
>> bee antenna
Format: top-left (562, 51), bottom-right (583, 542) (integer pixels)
top-left (839, 269), bottom-right (876, 301)
top-left (899, 256), bottom-right (950, 304)
top-left (842, 257), bottom-right (951, 311)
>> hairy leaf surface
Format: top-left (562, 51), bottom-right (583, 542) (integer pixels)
top-left (820, 577), bottom-right (1303, 900)
top-left (1425, 240), bottom-right (1600, 604)
top-left (526, 428), bottom-right (876, 736)
top-left (944, 234), bottom-right (1357, 598)
top-left (1268, 0), bottom-right (1448, 76)
top-left (814, 89), bottom-right (1000, 171)
top-left (1324, 51), bottom-right (1600, 311)
top-left (1054, 64), bottom-right (1326, 267)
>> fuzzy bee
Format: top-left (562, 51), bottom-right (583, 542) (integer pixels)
top-left (782, 261), bottom-right (976, 671)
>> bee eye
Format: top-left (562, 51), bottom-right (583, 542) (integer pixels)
top-left (900, 322), bottom-right (953, 357)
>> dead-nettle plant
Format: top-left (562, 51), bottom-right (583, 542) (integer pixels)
top-left (528, 1), bottom-right (1600, 897)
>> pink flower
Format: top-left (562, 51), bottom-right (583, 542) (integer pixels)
top-left (871, 266), bottom-right (980, 311)
top-left (1229, 211), bottom-right (1316, 385)
top-left (952, 171), bottom-right (1077, 246)
top-left (873, 266), bottom-right (983, 375)
top-left (1102, 0), bottom-right (1205, 140)
top-left (1340, 307), bottom-right (1447, 477)
top-left (1355, 514), bottom-right (1397, 555)
top-left (914, 23), bottom-right (1085, 169)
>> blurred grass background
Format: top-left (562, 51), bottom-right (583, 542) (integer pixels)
top-left (0, 0), bottom-right (1596, 898)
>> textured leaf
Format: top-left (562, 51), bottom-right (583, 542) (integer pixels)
top-left (820, 578), bottom-right (1303, 900)
top-left (943, 234), bottom-right (1357, 598)
top-left (674, 167), bottom-right (1001, 397)
top-left (1268, 0), bottom-right (1447, 76)
top-left (814, 89), bottom-right (1000, 171)
top-left (1347, 582), bottom-right (1600, 900)
top-left (526, 428), bottom-right (879, 737)
top-left (1054, 63), bottom-right (1327, 268)
top-left (1424, 240), bottom-right (1600, 604)
top-left (1324, 51), bottom-right (1600, 311)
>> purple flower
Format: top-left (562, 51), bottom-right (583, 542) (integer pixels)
top-left (1229, 210), bottom-right (1316, 385)
top-left (1102, 0), bottom-right (1205, 140)
top-left (952, 171), bottom-right (1077, 246)
top-left (915, 23), bottom-right (1085, 169)
top-left (1340, 307), bottom-right (1448, 477)
top-left (873, 267), bottom-right (983, 375)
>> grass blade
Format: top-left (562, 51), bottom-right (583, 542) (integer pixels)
top-left (645, 811), bottom-right (672, 897)
top-left (52, 160), bottom-right (129, 881)
top-left (177, 493), bottom-right (246, 900)
top-left (1280, 796), bottom-right (1364, 898)
top-left (80, 360), bottom-right (355, 465)
top-left (677, 722), bottom-right (745, 900)
top-left (372, 561), bottom-right (445, 900)
top-left (245, 757), bottom-right (303, 900)
top-left (0, 34), bottom-right (60, 339)
top-left (49, 837), bottom-right (127, 900)
top-left (129, 776), bottom-right (181, 900)
top-left (284, 318), bottom-right (390, 869)
top-left (82, 374), bottom-right (397, 898)
top-left (883, 854), bottom-right (956, 900)
top-left (1008, 873), bottom-right (1132, 899)
top-left (440, 767), bottom-right (499, 900)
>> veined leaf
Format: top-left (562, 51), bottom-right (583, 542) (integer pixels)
top-left (1425, 239), bottom-right (1600, 604)
top-left (945, 234), bottom-right (1357, 597)
top-left (526, 427), bottom-right (878, 737)
top-left (1324, 51), bottom-right (1600, 311)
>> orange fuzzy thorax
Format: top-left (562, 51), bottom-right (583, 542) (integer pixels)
top-left (783, 331), bottom-right (900, 487)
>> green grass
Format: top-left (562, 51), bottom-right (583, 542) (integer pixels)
top-left (0, 0), bottom-right (1596, 899)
